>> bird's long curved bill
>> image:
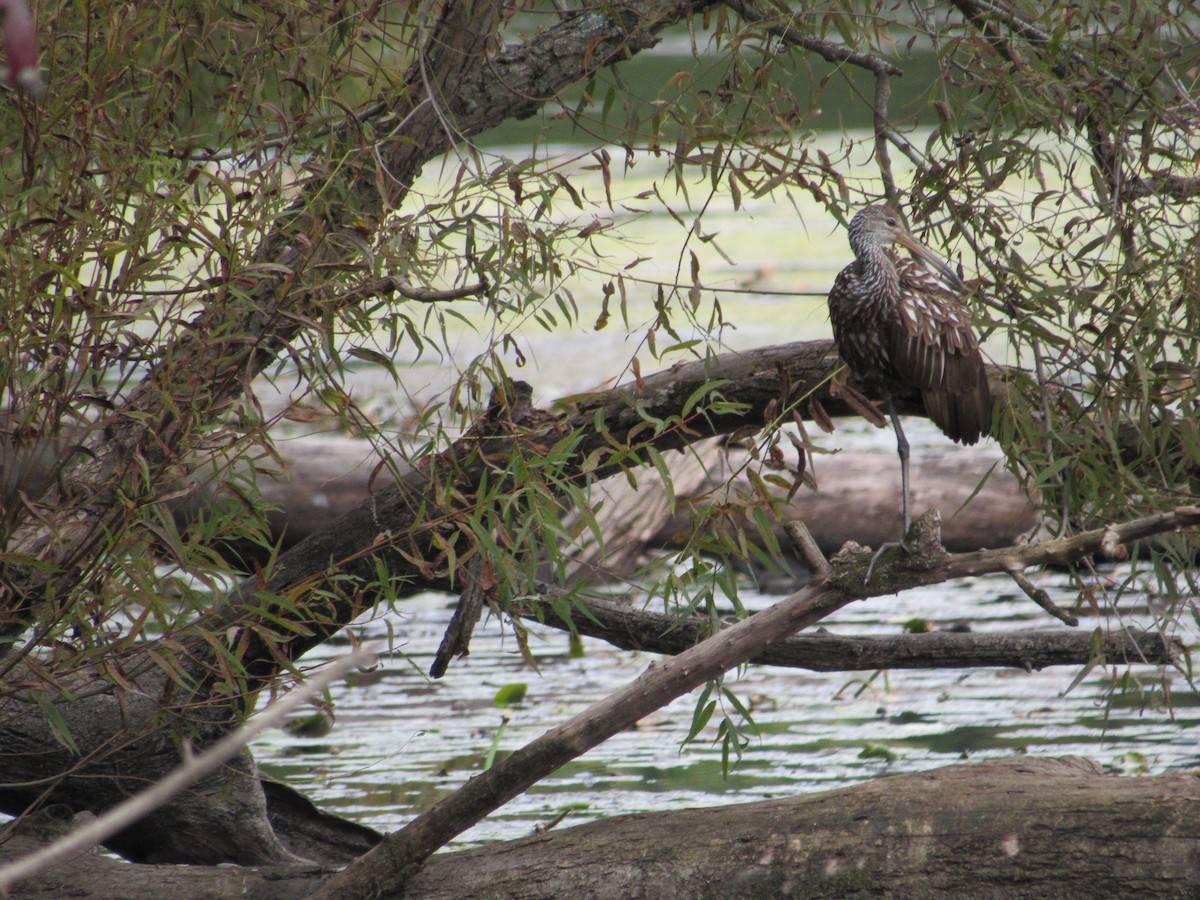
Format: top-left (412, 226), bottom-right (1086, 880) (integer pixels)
top-left (894, 232), bottom-right (964, 291)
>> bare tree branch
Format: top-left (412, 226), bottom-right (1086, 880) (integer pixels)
top-left (516, 590), bottom-right (1179, 672)
top-left (335, 276), bottom-right (489, 306)
top-left (873, 71), bottom-right (900, 204)
top-left (783, 520), bottom-right (828, 576)
top-left (1007, 566), bottom-right (1078, 626)
top-left (1123, 173), bottom-right (1200, 201)
top-left (308, 506), bottom-right (1200, 897)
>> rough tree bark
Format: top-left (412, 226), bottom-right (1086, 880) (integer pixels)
top-left (6, 758), bottom-right (1197, 898)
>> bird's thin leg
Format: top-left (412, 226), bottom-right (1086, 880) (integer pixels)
top-left (889, 400), bottom-right (912, 537)
top-left (865, 399), bottom-right (910, 584)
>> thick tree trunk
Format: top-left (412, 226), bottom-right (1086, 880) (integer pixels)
top-left (5, 757), bottom-right (1197, 898)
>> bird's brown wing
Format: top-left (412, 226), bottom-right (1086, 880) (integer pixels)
top-left (890, 255), bottom-right (992, 443)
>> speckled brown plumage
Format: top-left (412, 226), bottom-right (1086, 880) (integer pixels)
top-left (828, 205), bottom-right (992, 546)
top-left (828, 205), bottom-right (991, 444)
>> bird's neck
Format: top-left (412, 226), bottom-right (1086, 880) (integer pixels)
top-left (853, 242), bottom-right (901, 302)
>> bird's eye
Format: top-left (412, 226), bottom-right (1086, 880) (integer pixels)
top-left (885, 217), bottom-right (897, 226)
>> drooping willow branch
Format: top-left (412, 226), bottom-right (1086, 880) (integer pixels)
top-left (0, 0), bottom-right (713, 650)
top-left (721, 0), bottom-right (907, 201)
top-left (721, 0), bottom-right (902, 76)
top-left (948, 0), bottom-right (1198, 206)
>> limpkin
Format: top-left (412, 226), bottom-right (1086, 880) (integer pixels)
top-left (827, 205), bottom-right (991, 563)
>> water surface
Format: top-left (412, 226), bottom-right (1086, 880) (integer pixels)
top-left (254, 565), bottom-right (1197, 847)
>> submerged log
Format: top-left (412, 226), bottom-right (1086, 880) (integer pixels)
top-left (5, 757), bottom-right (1197, 898)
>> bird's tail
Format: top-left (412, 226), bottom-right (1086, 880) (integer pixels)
top-left (923, 378), bottom-right (992, 445)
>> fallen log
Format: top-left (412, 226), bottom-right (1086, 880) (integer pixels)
top-left (569, 440), bottom-right (1034, 583)
top-left (5, 757), bottom-right (1197, 898)
top-left (519, 593), bottom-right (1181, 671)
top-left (175, 433), bottom-right (1036, 580)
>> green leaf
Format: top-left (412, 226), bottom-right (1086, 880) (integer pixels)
top-left (483, 711), bottom-right (511, 771)
top-left (284, 711), bottom-right (334, 738)
top-left (493, 682), bottom-right (528, 708)
top-left (347, 346), bottom-right (399, 382)
top-left (34, 693), bottom-right (80, 755)
top-left (858, 744), bottom-right (897, 762)
top-left (681, 379), bottom-right (732, 418)
top-left (684, 683), bottom-right (716, 744)
top-left (645, 446), bottom-right (676, 515)
top-left (720, 687), bottom-right (759, 736)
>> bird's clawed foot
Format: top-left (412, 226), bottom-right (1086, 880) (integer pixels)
top-left (864, 540), bottom-right (906, 585)
top-left (862, 511), bottom-right (947, 587)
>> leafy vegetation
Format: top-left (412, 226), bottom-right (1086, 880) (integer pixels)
top-left (1, 0), bottom-right (1198, 888)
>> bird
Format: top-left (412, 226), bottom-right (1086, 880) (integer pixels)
top-left (827, 204), bottom-right (991, 565)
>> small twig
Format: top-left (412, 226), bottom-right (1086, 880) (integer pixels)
top-left (873, 74), bottom-right (899, 206)
top-left (784, 520), bottom-right (829, 577)
top-left (392, 277), bottom-right (489, 303)
top-left (0, 647), bottom-right (378, 893)
top-left (1007, 567), bottom-right (1078, 627)
top-left (939, 507), bottom-right (1200, 582)
top-left (881, 129), bottom-right (924, 168)
top-left (336, 275), bottom-right (488, 307)
top-left (723, 0), bottom-right (902, 76)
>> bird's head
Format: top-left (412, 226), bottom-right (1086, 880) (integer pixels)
top-left (848, 205), bottom-right (963, 291)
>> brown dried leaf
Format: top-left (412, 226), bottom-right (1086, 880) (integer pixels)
top-left (808, 398), bottom-right (836, 433)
